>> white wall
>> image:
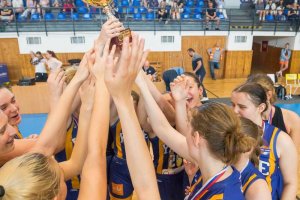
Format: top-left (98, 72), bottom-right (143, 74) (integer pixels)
top-left (225, 0), bottom-right (241, 8)
top-left (227, 32), bottom-right (253, 51)
top-left (252, 36), bottom-right (298, 50)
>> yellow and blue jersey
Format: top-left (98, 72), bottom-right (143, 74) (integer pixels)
top-left (259, 122), bottom-right (283, 200)
top-left (55, 116), bottom-right (80, 200)
top-left (14, 127), bottom-right (23, 139)
top-left (150, 136), bottom-right (183, 174)
top-left (110, 119), bottom-right (149, 159)
top-left (185, 167), bottom-right (244, 200)
top-left (240, 161), bottom-right (265, 195)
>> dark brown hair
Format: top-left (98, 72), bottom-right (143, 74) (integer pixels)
top-left (47, 50), bottom-right (58, 58)
top-left (233, 82), bottom-right (268, 113)
top-left (183, 72), bottom-right (201, 87)
top-left (187, 48), bottom-right (195, 52)
top-left (239, 117), bottom-right (263, 167)
top-left (190, 102), bottom-right (253, 165)
top-left (247, 74), bottom-right (277, 104)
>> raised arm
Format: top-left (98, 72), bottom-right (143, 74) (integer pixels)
top-left (136, 69), bottom-right (193, 162)
top-left (105, 35), bottom-right (160, 200)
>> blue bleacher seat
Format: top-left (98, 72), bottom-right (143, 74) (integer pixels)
top-left (193, 13), bottom-right (202, 19)
top-left (186, 0), bottom-right (194, 7)
top-left (121, 0), bottom-right (129, 7)
top-left (31, 13), bottom-right (40, 21)
top-left (90, 7), bottom-right (100, 14)
top-left (138, 6), bottom-right (147, 13)
top-left (75, 0), bottom-right (85, 7)
top-left (17, 15), bottom-right (26, 21)
top-left (132, 0), bottom-right (140, 6)
top-left (57, 12), bottom-right (66, 20)
top-left (145, 12), bottom-right (154, 20)
top-left (181, 13), bottom-right (190, 19)
top-left (72, 12), bottom-right (79, 20)
top-left (183, 7), bottom-right (191, 14)
top-left (44, 13), bottom-right (54, 20)
top-left (77, 6), bottom-right (88, 14)
top-left (118, 6), bottom-right (125, 13)
top-left (82, 13), bottom-right (92, 20)
top-left (127, 6), bottom-right (135, 14)
top-left (194, 7), bottom-right (202, 14)
top-left (197, 1), bottom-right (204, 7)
top-left (133, 13), bottom-right (142, 20)
top-left (265, 14), bottom-right (274, 22)
top-left (217, 12), bottom-right (225, 20)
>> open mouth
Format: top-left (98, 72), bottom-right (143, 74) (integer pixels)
top-left (11, 114), bottom-right (20, 120)
top-left (186, 97), bottom-right (193, 103)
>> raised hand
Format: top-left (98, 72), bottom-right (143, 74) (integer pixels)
top-left (72, 53), bottom-right (90, 83)
top-left (79, 77), bottom-right (96, 111)
top-left (170, 75), bottom-right (189, 102)
top-left (47, 69), bottom-right (66, 98)
top-left (104, 34), bottom-right (149, 99)
top-left (97, 18), bottom-right (125, 45)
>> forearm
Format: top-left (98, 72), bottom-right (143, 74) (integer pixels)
top-left (33, 79), bottom-right (83, 156)
top-left (175, 100), bottom-right (189, 136)
top-left (281, 183), bottom-right (297, 200)
top-left (114, 97), bottom-right (160, 200)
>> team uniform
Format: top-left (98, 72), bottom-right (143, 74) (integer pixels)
top-left (270, 105), bottom-right (287, 133)
top-left (240, 161), bottom-right (265, 195)
top-left (259, 122), bottom-right (283, 200)
top-left (109, 119), bottom-right (149, 199)
top-left (55, 116), bottom-right (80, 200)
top-left (14, 128), bottom-right (23, 139)
top-left (150, 136), bottom-right (184, 200)
top-left (185, 167), bottom-right (244, 200)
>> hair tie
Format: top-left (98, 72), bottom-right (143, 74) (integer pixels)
top-left (0, 185), bottom-right (5, 197)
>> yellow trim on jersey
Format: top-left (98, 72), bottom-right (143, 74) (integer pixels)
top-left (209, 194), bottom-right (224, 200)
top-left (110, 194), bottom-right (133, 200)
top-left (16, 129), bottom-right (23, 139)
top-left (157, 139), bottom-right (164, 174)
top-left (266, 127), bottom-right (278, 193)
top-left (116, 122), bottom-right (123, 158)
top-left (65, 121), bottom-right (80, 189)
top-left (242, 174), bottom-right (257, 192)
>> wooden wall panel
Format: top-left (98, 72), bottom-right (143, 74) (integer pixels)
top-left (181, 36), bottom-right (226, 79)
top-left (289, 50), bottom-right (300, 74)
top-left (225, 51), bottom-right (253, 78)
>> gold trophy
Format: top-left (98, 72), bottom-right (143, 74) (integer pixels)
top-left (83, 0), bottom-right (132, 47)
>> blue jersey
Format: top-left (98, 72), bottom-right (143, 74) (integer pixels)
top-left (150, 136), bottom-right (183, 174)
top-left (55, 117), bottom-right (80, 200)
top-left (185, 167), bottom-right (244, 200)
top-left (240, 161), bottom-right (265, 195)
top-left (110, 119), bottom-right (149, 159)
top-left (259, 122), bottom-right (283, 200)
top-left (14, 128), bottom-right (23, 139)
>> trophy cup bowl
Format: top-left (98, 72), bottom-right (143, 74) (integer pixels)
top-left (82, 0), bottom-right (132, 47)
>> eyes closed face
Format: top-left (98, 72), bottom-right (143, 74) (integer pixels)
top-left (0, 112), bottom-right (17, 154)
top-left (0, 88), bottom-right (22, 126)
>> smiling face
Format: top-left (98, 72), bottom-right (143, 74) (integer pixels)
top-left (185, 76), bottom-right (203, 109)
top-left (0, 88), bottom-right (22, 126)
top-left (0, 112), bottom-right (17, 154)
top-left (231, 92), bottom-right (264, 125)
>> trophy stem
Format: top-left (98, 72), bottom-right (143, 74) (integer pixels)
top-left (103, 5), bottom-right (116, 19)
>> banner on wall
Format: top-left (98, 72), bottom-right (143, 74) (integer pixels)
top-left (261, 41), bottom-right (268, 52)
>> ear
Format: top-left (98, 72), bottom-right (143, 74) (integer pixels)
top-left (192, 131), bottom-right (202, 148)
top-left (198, 86), bottom-right (203, 96)
top-left (258, 103), bottom-right (266, 113)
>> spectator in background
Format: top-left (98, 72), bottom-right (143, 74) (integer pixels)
top-left (255, 0), bottom-right (265, 21)
top-left (276, 7), bottom-right (287, 20)
top-left (276, 43), bottom-right (291, 77)
top-left (63, 0), bottom-right (75, 13)
top-left (187, 48), bottom-right (208, 100)
top-left (207, 42), bottom-right (224, 80)
top-left (263, 0), bottom-right (277, 20)
top-left (157, 0), bottom-right (169, 24)
top-left (45, 50), bottom-right (62, 72)
top-left (170, 0), bottom-right (183, 20)
top-left (12, 0), bottom-right (24, 17)
top-left (37, 0), bottom-right (50, 16)
top-left (287, 2), bottom-right (299, 31)
top-left (0, 0), bottom-right (14, 23)
top-left (21, 0), bottom-right (37, 19)
top-left (146, 0), bottom-right (159, 12)
top-left (52, 0), bottom-right (62, 7)
top-left (30, 51), bottom-right (48, 82)
top-left (142, 60), bottom-right (157, 81)
top-left (276, 0), bottom-right (285, 10)
top-left (215, 0), bottom-right (227, 19)
top-left (205, 1), bottom-right (220, 30)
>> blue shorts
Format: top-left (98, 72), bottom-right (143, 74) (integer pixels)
top-left (109, 156), bottom-right (133, 199)
top-left (157, 171), bottom-right (184, 200)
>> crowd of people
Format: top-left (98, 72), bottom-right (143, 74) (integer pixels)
top-left (0, 18), bottom-right (298, 200)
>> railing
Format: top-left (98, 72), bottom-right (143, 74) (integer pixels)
top-left (0, 7), bottom-right (299, 35)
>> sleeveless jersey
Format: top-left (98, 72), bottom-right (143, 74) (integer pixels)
top-left (240, 161), bottom-right (265, 194)
top-left (55, 117), bottom-right (80, 193)
top-left (259, 122), bottom-right (283, 200)
top-left (185, 167), bottom-right (244, 200)
top-left (150, 136), bottom-right (183, 174)
top-left (110, 119), bottom-right (149, 159)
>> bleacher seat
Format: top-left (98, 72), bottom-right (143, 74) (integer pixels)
top-left (217, 12), bottom-right (225, 20)
top-left (138, 6), bottom-right (147, 14)
top-left (77, 6), bottom-right (88, 14)
top-left (133, 13), bottom-right (142, 20)
top-left (57, 12), bottom-right (67, 20)
top-left (265, 14), bottom-right (274, 22)
top-left (186, 0), bottom-right (194, 7)
top-left (17, 15), bottom-right (26, 21)
top-left (72, 12), bottom-right (79, 20)
top-left (82, 13), bottom-right (92, 20)
top-left (194, 7), bottom-right (202, 14)
top-left (31, 13), bottom-right (40, 21)
top-left (132, 0), bottom-right (141, 6)
top-left (183, 7), bottom-right (191, 14)
top-left (181, 13), bottom-right (190, 20)
top-left (121, 0), bottom-right (129, 7)
top-left (90, 8), bottom-right (100, 14)
top-left (145, 12), bottom-right (154, 20)
top-left (197, 1), bottom-right (204, 7)
top-left (127, 6), bottom-right (135, 14)
top-left (193, 13), bottom-right (202, 20)
top-left (44, 13), bottom-right (55, 21)
top-left (75, 0), bottom-right (85, 7)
